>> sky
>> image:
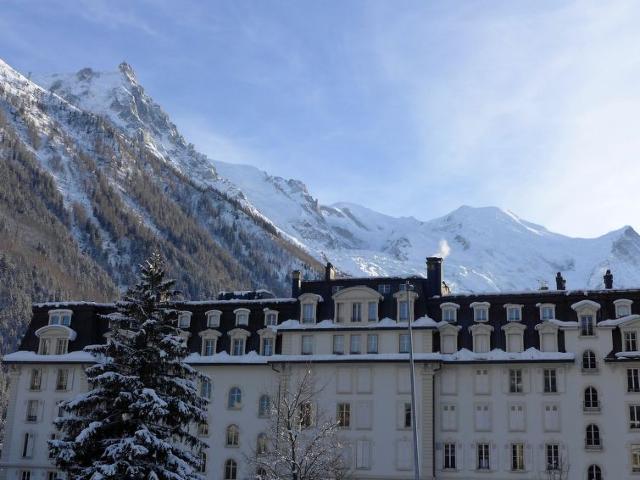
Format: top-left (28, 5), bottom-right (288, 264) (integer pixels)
top-left (2, 0), bottom-right (640, 238)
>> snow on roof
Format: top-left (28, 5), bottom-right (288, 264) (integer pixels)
top-left (33, 301), bottom-right (115, 308)
top-left (598, 314), bottom-right (640, 327)
top-left (3, 350), bottom-right (97, 363)
top-left (274, 316), bottom-right (445, 331)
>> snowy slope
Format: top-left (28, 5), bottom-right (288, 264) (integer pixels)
top-left (31, 62), bottom-right (640, 293)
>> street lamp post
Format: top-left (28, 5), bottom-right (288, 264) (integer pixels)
top-left (406, 280), bottom-right (421, 479)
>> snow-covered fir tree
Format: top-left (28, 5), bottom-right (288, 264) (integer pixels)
top-left (50, 253), bottom-right (208, 479)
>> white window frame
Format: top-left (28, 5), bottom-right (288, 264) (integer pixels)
top-left (233, 308), bottom-right (250, 327)
top-left (615, 299), bottom-right (633, 318)
top-left (470, 302), bottom-right (490, 323)
top-left (263, 308), bottom-right (278, 327)
top-left (440, 303), bottom-right (460, 323)
top-left (300, 293), bottom-right (322, 324)
top-left (205, 310), bottom-right (221, 328)
top-left (504, 304), bottom-right (523, 322)
top-left (538, 303), bottom-right (556, 321)
top-left (177, 311), bottom-right (192, 329)
top-left (48, 310), bottom-right (72, 327)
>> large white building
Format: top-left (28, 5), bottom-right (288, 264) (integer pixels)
top-left (2, 258), bottom-right (640, 480)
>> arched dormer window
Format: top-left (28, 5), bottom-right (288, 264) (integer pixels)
top-left (35, 324), bottom-right (77, 355)
top-left (614, 299), bottom-right (633, 318)
top-left (299, 293), bottom-right (322, 324)
top-left (537, 303), bottom-right (555, 321)
top-left (233, 308), bottom-right (250, 327)
top-left (502, 322), bottom-right (526, 353)
top-left (177, 311), bottom-right (192, 329)
top-left (469, 324), bottom-right (493, 353)
top-left (332, 286), bottom-right (382, 324)
top-left (584, 386), bottom-right (599, 411)
top-left (535, 322), bottom-right (559, 352)
top-left (263, 308), bottom-right (278, 326)
top-left (470, 302), bottom-right (490, 322)
top-left (438, 323), bottom-right (461, 354)
top-left (228, 328), bottom-right (250, 356)
top-left (393, 288), bottom-right (418, 322)
top-left (257, 328), bottom-right (276, 356)
top-left (585, 424), bottom-right (601, 449)
top-left (504, 304), bottom-right (523, 322)
top-left (199, 329), bottom-right (222, 356)
top-left (228, 387), bottom-right (242, 409)
top-left (48, 310), bottom-right (72, 326)
top-left (205, 310), bottom-right (221, 328)
top-left (582, 350), bottom-right (597, 371)
top-left (571, 300), bottom-right (600, 337)
top-left (440, 303), bottom-right (460, 323)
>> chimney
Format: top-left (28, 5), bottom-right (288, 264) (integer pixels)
top-left (426, 257), bottom-right (443, 296)
top-left (325, 262), bottom-right (336, 281)
top-left (291, 270), bottom-right (302, 297)
top-left (604, 269), bottom-right (613, 289)
top-left (555, 272), bottom-right (566, 290)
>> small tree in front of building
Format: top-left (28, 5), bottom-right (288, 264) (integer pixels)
top-left (50, 253), bottom-right (208, 479)
top-left (248, 366), bottom-right (350, 480)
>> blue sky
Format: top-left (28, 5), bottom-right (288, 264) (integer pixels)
top-left (2, 0), bottom-right (640, 237)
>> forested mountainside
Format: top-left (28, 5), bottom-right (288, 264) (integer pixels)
top-left (0, 59), bottom-right (321, 354)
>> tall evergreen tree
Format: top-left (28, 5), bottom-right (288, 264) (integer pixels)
top-left (50, 253), bottom-right (208, 479)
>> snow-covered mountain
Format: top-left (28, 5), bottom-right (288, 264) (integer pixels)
top-left (21, 59), bottom-right (640, 294)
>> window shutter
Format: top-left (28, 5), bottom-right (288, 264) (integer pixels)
top-left (522, 368), bottom-right (530, 393)
top-left (456, 442), bottom-right (464, 471)
top-left (356, 367), bottom-right (372, 393)
top-left (533, 368), bottom-right (542, 393)
top-left (501, 369), bottom-right (509, 393)
top-left (435, 442), bottom-right (443, 470)
top-left (503, 445), bottom-right (510, 470)
top-left (355, 401), bottom-right (372, 429)
top-left (336, 368), bottom-right (352, 393)
top-left (525, 443), bottom-right (533, 471)
top-left (490, 443), bottom-right (498, 471)
top-left (557, 367), bottom-right (566, 393)
top-left (38, 401), bottom-right (45, 423)
top-left (397, 367), bottom-right (410, 393)
top-left (27, 433), bottom-right (35, 457)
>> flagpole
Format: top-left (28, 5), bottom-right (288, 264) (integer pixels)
top-left (406, 280), bottom-right (421, 479)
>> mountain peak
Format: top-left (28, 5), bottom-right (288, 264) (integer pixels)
top-left (118, 61), bottom-right (137, 84)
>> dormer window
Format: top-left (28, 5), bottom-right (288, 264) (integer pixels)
top-left (378, 284), bottom-right (391, 295)
top-left (55, 338), bottom-right (68, 355)
top-left (439, 323), bottom-right (461, 354)
top-left (536, 322), bottom-right (559, 352)
top-left (302, 304), bottom-right (314, 323)
top-left (258, 328), bottom-right (276, 356)
top-left (234, 309), bottom-right (250, 327)
top-left (35, 321), bottom-right (77, 356)
top-left (299, 293), bottom-right (322, 324)
top-left (49, 310), bottom-right (72, 326)
top-left (228, 328), bottom-right (250, 356)
top-left (263, 309), bottom-right (278, 327)
top-left (332, 287), bottom-right (381, 324)
top-left (178, 312), bottom-right (192, 329)
top-left (539, 304), bottom-right (555, 321)
top-left (471, 302), bottom-right (490, 323)
top-left (367, 302), bottom-right (377, 322)
top-left (615, 299), bottom-right (633, 318)
top-left (199, 329), bottom-right (221, 356)
top-left (571, 300), bottom-right (600, 337)
top-left (352, 303), bottom-right (363, 322)
top-left (441, 303), bottom-right (460, 323)
top-left (206, 310), bottom-right (221, 328)
top-left (502, 323), bottom-right (526, 353)
top-left (469, 324), bottom-right (493, 353)
top-left (394, 289), bottom-right (418, 322)
top-left (505, 304), bottom-right (523, 322)
top-left (625, 331), bottom-right (638, 352)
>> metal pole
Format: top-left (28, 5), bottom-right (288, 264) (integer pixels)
top-left (406, 280), bottom-right (421, 479)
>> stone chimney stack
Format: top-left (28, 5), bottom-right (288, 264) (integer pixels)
top-left (325, 262), bottom-right (336, 281)
top-left (555, 272), bottom-right (566, 290)
top-left (426, 257), bottom-right (443, 296)
top-left (604, 269), bottom-right (613, 289)
top-left (291, 270), bottom-right (302, 297)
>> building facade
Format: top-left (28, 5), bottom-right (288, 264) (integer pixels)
top-left (2, 258), bottom-right (640, 480)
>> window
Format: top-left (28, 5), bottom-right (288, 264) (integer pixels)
top-left (472, 328), bottom-right (491, 353)
top-left (38, 338), bottom-right (50, 355)
top-left (632, 444), bottom-right (640, 473)
top-left (49, 310), bottom-right (72, 326)
top-left (399, 333), bottom-right (410, 353)
top-left (302, 304), bottom-right (315, 323)
top-left (477, 443), bottom-right (490, 470)
top-left (206, 310), bottom-right (220, 328)
top-left (625, 331), bottom-right (638, 352)
top-left (350, 334), bottom-right (361, 354)
top-left (541, 305), bottom-right (555, 320)
top-left (355, 439), bottom-right (371, 469)
top-left (630, 405), bottom-right (640, 429)
top-left (543, 405), bottom-right (560, 431)
top-left (257, 433), bottom-right (267, 455)
top-left (442, 404), bottom-right (457, 431)
top-left (336, 303), bottom-right (345, 323)
top-left (508, 404), bottom-right (525, 431)
top-left (226, 425), bottom-right (239, 447)
top-left (378, 284), bottom-right (390, 294)
top-left (442, 308), bottom-right (457, 322)
top-left (228, 387), bottom-right (242, 409)
top-left (26, 400), bottom-right (39, 422)
top-left (474, 307), bottom-right (488, 322)
top-left (474, 404), bottom-right (491, 431)
top-left (367, 334), bottom-right (378, 354)
top-left (258, 395), bottom-right (270, 417)
top-left (398, 300), bottom-right (409, 321)
top-left (474, 369), bottom-right (490, 394)
top-left (629, 368), bottom-right (640, 392)
top-left (509, 369), bottom-right (523, 393)
top-left (299, 402), bottom-right (312, 428)
top-left (301, 335), bottom-right (314, 355)
top-left (29, 369), bottom-right (42, 391)
top-left (580, 315), bottom-right (595, 336)
top-left (333, 335), bottom-right (345, 354)
top-left (616, 301), bottom-right (632, 318)
top-left (224, 459), bottom-right (237, 480)
top-left (545, 444), bottom-right (559, 471)
top-left (352, 303), bottom-right (362, 322)
top-left (444, 443), bottom-right (456, 469)
top-left (264, 311), bottom-right (277, 326)
top-left (543, 369), bottom-right (557, 393)
top-left (201, 377), bottom-right (212, 399)
top-left (511, 443), bottom-right (524, 471)
top-left (585, 424), bottom-right (601, 448)
top-left (367, 302), bottom-right (377, 322)
top-left (337, 402), bottom-right (351, 428)
top-left (256, 468), bottom-right (267, 479)
top-left (21, 472), bottom-right (31, 480)
top-left (583, 350), bottom-right (597, 370)
top-left (403, 402), bottom-right (412, 428)
top-left (55, 338), bottom-right (68, 355)
top-left (259, 336), bottom-right (272, 356)
top-left (22, 432), bottom-right (34, 458)
top-left (198, 422), bottom-right (209, 436)
top-left (55, 369), bottom-right (69, 391)
top-left (198, 451), bottom-right (206, 472)
top-left (203, 338), bottom-right (216, 356)
top-left (584, 387), bottom-right (599, 411)
top-left (235, 310), bottom-right (249, 326)
top-left (232, 338), bottom-right (245, 356)
top-left (587, 465), bottom-right (602, 480)
top-left (178, 312), bottom-right (191, 329)
top-left (47, 471), bottom-right (61, 480)
top-left (507, 306), bottom-right (521, 321)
